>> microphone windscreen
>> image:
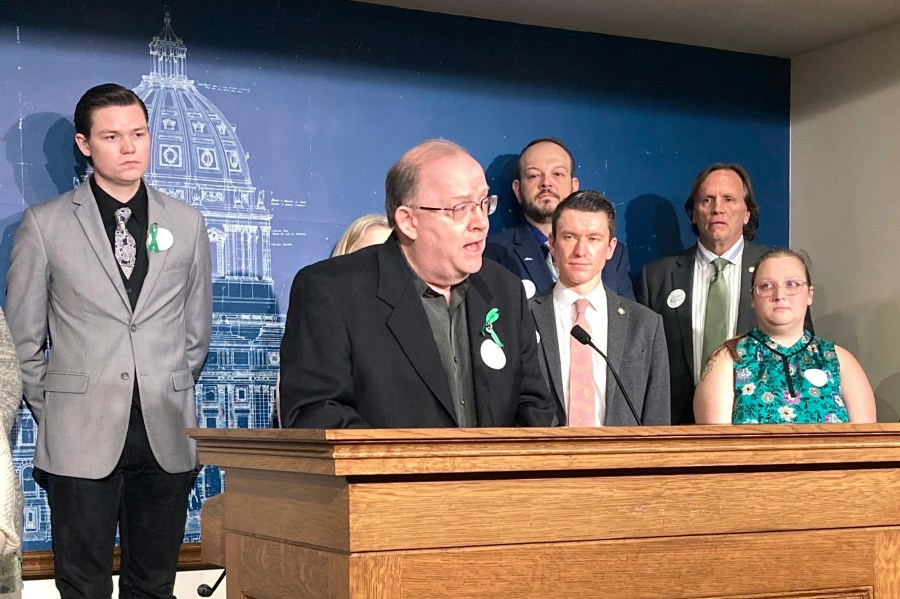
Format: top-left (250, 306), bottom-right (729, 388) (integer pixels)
top-left (571, 325), bottom-right (592, 345)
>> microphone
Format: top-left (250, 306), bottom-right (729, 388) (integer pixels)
top-left (197, 570), bottom-right (226, 597)
top-left (570, 324), bottom-right (642, 425)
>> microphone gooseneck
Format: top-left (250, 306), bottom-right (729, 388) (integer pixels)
top-left (570, 325), bottom-right (641, 425)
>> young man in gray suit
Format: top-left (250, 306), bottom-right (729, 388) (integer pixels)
top-left (530, 191), bottom-right (670, 426)
top-left (6, 84), bottom-right (212, 598)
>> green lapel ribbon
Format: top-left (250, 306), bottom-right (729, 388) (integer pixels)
top-left (481, 307), bottom-right (504, 348)
top-left (147, 223), bottom-right (160, 253)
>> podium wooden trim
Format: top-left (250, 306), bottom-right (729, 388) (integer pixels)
top-left (191, 424), bottom-right (900, 598)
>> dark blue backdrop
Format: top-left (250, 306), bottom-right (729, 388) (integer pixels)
top-left (1, 0), bottom-right (790, 305)
top-left (0, 0), bottom-right (790, 550)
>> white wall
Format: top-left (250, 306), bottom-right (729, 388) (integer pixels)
top-left (791, 21), bottom-right (900, 420)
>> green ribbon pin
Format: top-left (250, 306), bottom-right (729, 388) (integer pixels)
top-left (147, 223), bottom-right (160, 253)
top-left (481, 307), bottom-right (503, 348)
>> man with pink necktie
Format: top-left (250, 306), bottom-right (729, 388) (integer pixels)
top-left (529, 191), bottom-right (670, 426)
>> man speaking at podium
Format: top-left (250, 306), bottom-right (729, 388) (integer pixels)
top-left (279, 140), bottom-right (556, 429)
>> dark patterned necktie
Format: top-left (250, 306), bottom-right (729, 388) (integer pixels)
top-left (114, 207), bottom-right (137, 279)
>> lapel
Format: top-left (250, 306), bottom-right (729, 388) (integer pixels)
top-left (604, 287), bottom-right (626, 402)
top-left (736, 241), bottom-right (762, 334)
top-left (671, 247), bottom-right (696, 376)
top-left (132, 187), bottom-right (172, 321)
top-left (378, 238), bottom-right (456, 423)
top-left (513, 224), bottom-right (555, 292)
top-left (72, 183), bottom-right (132, 312)
top-left (531, 289), bottom-right (564, 406)
top-left (465, 271), bottom-right (498, 421)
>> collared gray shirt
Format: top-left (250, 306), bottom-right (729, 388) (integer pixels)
top-left (411, 272), bottom-right (477, 427)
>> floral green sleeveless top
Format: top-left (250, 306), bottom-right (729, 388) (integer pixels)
top-left (732, 328), bottom-right (848, 424)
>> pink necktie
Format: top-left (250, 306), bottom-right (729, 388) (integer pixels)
top-left (568, 298), bottom-right (594, 426)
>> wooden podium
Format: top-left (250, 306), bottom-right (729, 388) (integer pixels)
top-left (190, 425), bottom-right (900, 598)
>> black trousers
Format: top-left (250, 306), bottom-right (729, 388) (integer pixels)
top-left (44, 405), bottom-right (193, 599)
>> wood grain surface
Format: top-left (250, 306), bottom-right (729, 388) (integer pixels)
top-left (191, 425), bottom-right (900, 598)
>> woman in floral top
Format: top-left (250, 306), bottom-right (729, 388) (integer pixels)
top-left (694, 248), bottom-right (875, 424)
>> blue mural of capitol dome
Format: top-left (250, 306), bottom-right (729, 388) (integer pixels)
top-left (135, 11), bottom-right (272, 290)
top-left (133, 11), bottom-right (285, 541)
top-left (131, 11), bottom-right (285, 542)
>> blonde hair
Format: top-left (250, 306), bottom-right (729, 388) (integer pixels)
top-left (332, 214), bottom-right (391, 257)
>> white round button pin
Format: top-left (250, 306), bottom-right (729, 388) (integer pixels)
top-left (480, 339), bottom-right (507, 370)
top-left (803, 368), bottom-right (828, 388)
top-left (150, 227), bottom-right (174, 251)
top-left (522, 279), bottom-right (537, 299)
top-left (667, 289), bottom-right (686, 309)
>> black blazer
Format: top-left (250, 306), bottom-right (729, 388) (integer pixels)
top-left (279, 236), bottom-right (556, 428)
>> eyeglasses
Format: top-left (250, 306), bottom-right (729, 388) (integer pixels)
top-left (753, 280), bottom-right (810, 297)
top-left (409, 195), bottom-right (497, 222)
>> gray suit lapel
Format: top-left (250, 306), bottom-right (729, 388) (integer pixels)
top-left (72, 183), bottom-right (131, 312)
top-left (531, 290), bottom-right (564, 404)
top-left (604, 287), bottom-right (625, 402)
top-left (132, 189), bottom-right (172, 320)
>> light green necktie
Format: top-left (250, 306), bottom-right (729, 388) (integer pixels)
top-left (701, 257), bottom-right (730, 368)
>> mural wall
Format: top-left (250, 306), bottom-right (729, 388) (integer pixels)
top-left (0, 0), bottom-right (790, 550)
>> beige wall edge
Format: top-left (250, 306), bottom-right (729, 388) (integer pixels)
top-left (791, 20), bottom-right (900, 420)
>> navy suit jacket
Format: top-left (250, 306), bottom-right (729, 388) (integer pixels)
top-left (279, 235), bottom-right (557, 429)
top-left (484, 221), bottom-right (635, 300)
top-left (530, 286), bottom-right (670, 426)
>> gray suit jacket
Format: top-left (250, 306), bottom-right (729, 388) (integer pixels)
top-left (636, 241), bottom-right (764, 424)
top-left (530, 286), bottom-right (671, 426)
top-left (6, 182), bottom-right (212, 478)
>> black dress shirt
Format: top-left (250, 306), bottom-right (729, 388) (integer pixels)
top-left (91, 176), bottom-right (149, 310)
top-left (412, 274), bottom-right (476, 428)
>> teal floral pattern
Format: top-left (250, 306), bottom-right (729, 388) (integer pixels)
top-left (731, 328), bottom-right (848, 424)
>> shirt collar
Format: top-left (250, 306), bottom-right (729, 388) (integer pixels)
top-left (552, 280), bottom-right (608, 315)
top-left (91, 176), bottom-right (149, 225)
top-left (401, 251), bottom-right (470, 300)
top-left (696, 236), bottom-right (744, 267)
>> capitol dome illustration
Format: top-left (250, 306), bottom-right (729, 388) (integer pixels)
top-left (135, 11), bottom-right (285, 540)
